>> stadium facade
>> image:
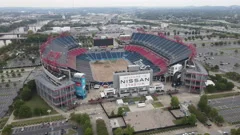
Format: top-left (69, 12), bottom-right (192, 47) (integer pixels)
top-left (36, 32), bottom-right (206, 108)
top-left (113, 65), bottom-right (153, 97)
top-left (181, 60), bottom-right (208, 93)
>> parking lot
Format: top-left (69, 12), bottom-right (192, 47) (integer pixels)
top-left (12, 120), bottom-right (82, 135)
top-left (209, 96), bottom-right (240, 109)
top-left (196, 45), bottom-right (240, 73)
top-left (209, 96), bottom-right (240, 123)
top-left (0, 88), bottom-right (19, 117)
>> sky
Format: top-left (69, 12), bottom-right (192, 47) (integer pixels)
top-left (1, 0), bottom-right (240, 7)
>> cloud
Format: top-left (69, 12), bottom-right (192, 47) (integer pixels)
top-left (1, 0), bottom-right (240, 7)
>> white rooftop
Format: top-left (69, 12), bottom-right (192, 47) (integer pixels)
top-left (146, 96), bottom-right (153, 101)
top-left (205, 80), bottom-right (215, 86)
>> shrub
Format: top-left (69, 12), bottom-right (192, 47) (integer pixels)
top-left (96, 119), bottom-right (108, 135)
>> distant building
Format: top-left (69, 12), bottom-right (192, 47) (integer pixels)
top-left (120, 21), bottom-right (134, 24)
top-left (161, 23), bottom-right (169, 28)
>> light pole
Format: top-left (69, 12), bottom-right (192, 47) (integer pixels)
top-left (47, 109), bottom-right (51, 121)
top-left (47, 109), bottom-right (53, 131)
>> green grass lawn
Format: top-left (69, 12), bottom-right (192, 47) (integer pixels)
top-left (12, 115), bottom-right (64, 127)
top-left (207, 92), bottom-right (240, 99)
top-left (152, 102), bottom-right (163, 108)
top-left (152, 95), bottom-right (158, 101)
top-left (24, 94), bottom-right (57, 115)
top-left (121, 106), bottom-right (130, 112)
top-left (221, 47), bottom-right (240, 50)
top-left (0, 117), bottom-right (9, 129)
top-left (123, 96), bottom-right (146, 102)
top-left (173, 118), bottom-right (185, 125)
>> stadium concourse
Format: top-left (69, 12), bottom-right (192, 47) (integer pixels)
top-left (35, 32), bottom-right (197, 108)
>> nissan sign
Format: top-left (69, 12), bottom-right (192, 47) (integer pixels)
top-left (119, 73), bottom-right (150, 88)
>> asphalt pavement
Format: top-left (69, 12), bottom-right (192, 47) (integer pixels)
top-left (12, 121), bottom-right (83, 135)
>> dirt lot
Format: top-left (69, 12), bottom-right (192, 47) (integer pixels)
top-left (90, 59), bottom-right (129, 82)
top-left (124, 109), bottom-right (175, 131)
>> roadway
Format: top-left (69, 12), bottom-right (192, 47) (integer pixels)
top-left (12, 121), bottom-right (82, 135)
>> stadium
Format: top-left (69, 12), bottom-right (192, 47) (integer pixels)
top-left (35, 32), bottom-right (204, 108)
top-left (40, 32), bottom-right (195, 82)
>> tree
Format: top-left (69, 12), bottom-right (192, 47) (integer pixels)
top-left (206, 85), bottom-right (216, 93)
top-left (31, 58), bottom-right (35, 64)
top-left (213, 65), bottom-right (219, 71)
top-left (198, 95), bottom-right (208, 111)
top-left (188, 105), bottom-right (207, 123)
top-left (171, 96), bottom-right (180, 108)
top-left (205, 105), bottom-right (212, 116)
top-left (226, 82), bottom-right (234, 90)
top-left (234, 63), bottom-right (240, 68)
top-left (13, 82), bottom-right (17, 87)
top-left (96, 119), bottom-right (109, 135)
top-left (27, 30), bottom-right (34, 35)
top-left (188, 114), bottom-right (197, 125)
top-left (14, 100), bottom-right (24, 110)
top-left (2, 124), bottom-right (12, 135)
top-left (235, 49), bottom-right (238, 54)
top-left (84, 127), bottom-right (93, 135)
top-left (118, 107), bottom-right (124, 116)
top-left (33, 108), bottom-right (42, 116)
top-left (231, 128), bottom-right (240, 135)
top-left (18, 105), bottom-right (32, 118)
top-left (215, 83), bottom-right (226, 91)
top-left (124, 125), bottom-right (135, 135)
top-left (5, 83), bottom-right (9, 87)
top-left (215, 115), bottom-right (224, 124)
top-left (114, 128), bottom-right (124, 135)
top-left (21, 68), bottom-right (24, 72)
top-left (231, 129), bottom-right (237, 135)
top-left (209, 108), bottom-right (218, 120)
top-left (21, 87), bottom-right (32, 101)
top-left (27, 80), bottom-right (36, 92)
top-left (12, 73), bottom-right (16, 77)
top-left (210, 52), bottom-right (213, 56)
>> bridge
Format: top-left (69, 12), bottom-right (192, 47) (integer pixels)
top-left (0, 32), bottom-right (28, 36)
top-left (0, 31), bottom-right (46, 36)
top-left (0, 37), bottom-right (27, 40)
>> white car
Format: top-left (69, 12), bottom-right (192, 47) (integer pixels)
top-left (21, 127), bottom-right (24, 132)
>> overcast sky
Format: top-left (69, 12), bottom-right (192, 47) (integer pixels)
top-left (1, 0), bottom-right (240, 7)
